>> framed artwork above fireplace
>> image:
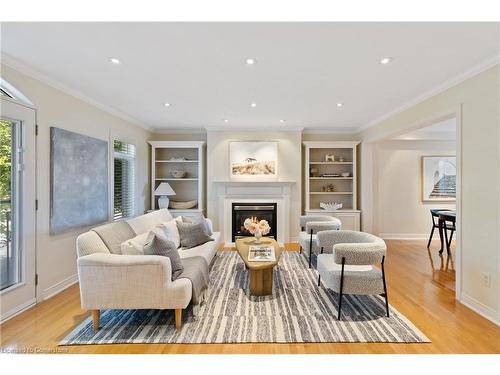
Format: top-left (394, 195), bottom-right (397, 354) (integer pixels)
top-left (229, 141), bottom-right (278, 179)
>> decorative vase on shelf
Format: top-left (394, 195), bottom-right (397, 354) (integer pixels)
top-left (254, 229), bottom-right (263, 244)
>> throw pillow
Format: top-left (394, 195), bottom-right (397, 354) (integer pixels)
top-left (182, 215), bottom-right (213, 236)
top-left (143, 233), bottom-right (184, 280)
top-left (120, 232), bottom-right (150, 255)
top-left (176, 221), bottom-right (215, 249)
top-left (152, 217), bottom-right (182, 248)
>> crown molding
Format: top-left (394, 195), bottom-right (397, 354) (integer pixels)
top-left (1, 53), bottom-right (153, 132)
top-left (355, 55), bottom-right (500, 134)
top-left (204, 125), bottom-right (304, 132)
top-left (151, 128), bottom-right (207, 134)
top-left (302, 127), bottom-right (359, 135)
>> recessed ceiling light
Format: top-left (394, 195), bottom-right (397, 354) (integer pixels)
top-left (163, 102), bottom-right (171, 107)
top-left (336, 102), bottom-right (344, 108)
top-left (223, 119), bottom-right (229, 123)
top-left (280, 119), bottom-right (286, 123)
top-left (109, 57), bottom-right (121, 65)
top-left (250, 102), bottom-right (257, 108)
top-left (379, 57), bottom-right (393, 65)
top-left (246, 58), bottom-right (257, 65)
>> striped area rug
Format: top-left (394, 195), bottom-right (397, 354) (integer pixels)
top-left (60, 251), bottom-right (429, 345)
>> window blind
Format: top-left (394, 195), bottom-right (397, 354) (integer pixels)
top-left (113, 140), bottom-right (136, 220)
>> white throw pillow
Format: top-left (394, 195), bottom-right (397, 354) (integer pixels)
top-left (120, 232), bottom-right (150, 255)
top-left (151, 216), bottom-right (182, 248)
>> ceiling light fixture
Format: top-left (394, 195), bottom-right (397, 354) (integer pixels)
top-left (223, 119), bottom-right (229, 123)
top-left (379, 57), bottom-right (393, 65)
top-left (250, 102), bottom-right (257, 108)
top-left (246, 58), bottom-right (257, 65)
top-left (164, 102), bottom-right (171, 107)
top-left (336, 102), bottom-right (344, 108)
top-left (280, 119), bottom-right (286, 123)
top-left (109, 57), bottom-right (121, 65)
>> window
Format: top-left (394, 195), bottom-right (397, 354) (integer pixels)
top-left (0, 118), bottom-right (20, 290)
top-left (0, 88), bottom-right (12, 98)
top-left (0, 78), bottom-right (34, 106)
top-left (113, 140), bottom-right (136, 220)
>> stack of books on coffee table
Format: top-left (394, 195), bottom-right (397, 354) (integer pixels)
top-left (248, 245), bottom-right (276, 262)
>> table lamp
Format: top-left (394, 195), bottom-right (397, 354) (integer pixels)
top-left (154, 182), bottom-right (176, 209)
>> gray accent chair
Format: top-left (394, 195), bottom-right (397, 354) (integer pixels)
top-left (298, 215), bottom-right (342, 268)
top-left (316, 230), bottom-right (389, 320)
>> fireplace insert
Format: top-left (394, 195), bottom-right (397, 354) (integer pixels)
top-left (231, 202), bottom-right (277, 242)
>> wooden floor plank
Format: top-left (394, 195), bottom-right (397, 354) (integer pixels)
top-left (1, 240), bottom-right (499, 354)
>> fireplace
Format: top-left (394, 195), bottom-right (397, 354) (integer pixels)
top-left (232, 202), bottom-right (277, 242)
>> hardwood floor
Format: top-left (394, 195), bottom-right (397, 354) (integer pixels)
top-left (1, 240), bottom-right (498, 354)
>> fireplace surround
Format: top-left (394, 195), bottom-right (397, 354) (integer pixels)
top-left (214, 180), bottom-right (295, 245)
top-left (231, 202), bottom-right (277, 242)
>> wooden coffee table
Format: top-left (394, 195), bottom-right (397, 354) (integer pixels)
top-left (235, 237), bottom-right (281, 296)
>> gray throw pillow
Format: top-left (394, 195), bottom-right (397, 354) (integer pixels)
top-left (143, 233), bottom-right (184, 280)
top-left (182, 215), bottom-right (213, 236)
top-left (176, 221), bottom-right (215, 249)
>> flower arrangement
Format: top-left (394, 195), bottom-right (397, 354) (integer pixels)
top-left (243, 217), bottom-right (270, 243)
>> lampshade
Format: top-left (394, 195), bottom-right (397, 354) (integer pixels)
top-left (154, 182), bottom-right (176, 196)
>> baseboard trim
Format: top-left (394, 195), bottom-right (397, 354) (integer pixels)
top-left (379, 233), bottom-right (429, 240)
top-left (39, 274), bottom-right (79, 302)
top-left (0, 298), bottom-right (37, 324)
top-left (459, 293), bottom-right (500, 326)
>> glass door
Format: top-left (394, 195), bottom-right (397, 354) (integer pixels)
top-left (1, 118), bottom-right (20, 291)
top-left (0, 98), bottom-right (36, 322)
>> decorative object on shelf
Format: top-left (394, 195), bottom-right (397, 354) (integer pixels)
top-left (322, 173), bottom-right (340, 177)
top-left (341, 172), bottom-right (351, 177)
top-left (320, 202), bottom-right (343, 211)
top-left (50, 127), bottom-right (108, 234)
top-left (229, 141), bottom-right (278, 178)
top-left (243, 217), bottom-right (271, 244)
top-left (170, 170), bottom-right (187, 178)
top-left (310, 167), bottom-right (318, 177)
top-left (321, 184), bottom-right (335, 192)
top-left (421, 156), bottom-right (456, 202)
top-left (338, 157), bottom-right (344, 162)
top-left (325, 154), bottom-right (335, 162)
top-left (154, 182), bottom-right (176, 209)
top-left (168, 199), bottom-right (198, 209)
top-left (168, 157), bottom-right (188, 161)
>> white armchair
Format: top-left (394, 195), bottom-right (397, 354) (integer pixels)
top-left (316, 230), bottom-right (388, 320)
top-left (298, 215), bottom-right (342, 268)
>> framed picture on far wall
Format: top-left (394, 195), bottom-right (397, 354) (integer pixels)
top-left (421, 155), bottom-right (456, 202)
top-left (229, 141), bottom-right (278, 179)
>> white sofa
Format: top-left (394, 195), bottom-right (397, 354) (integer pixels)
top-left (75, 209), bottom-right (221, 330)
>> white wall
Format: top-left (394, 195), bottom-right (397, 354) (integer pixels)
top-left (373, 140), bottom-right (456, 238)
top-left (206, 130), bottom-right (302, 241)
top-left (359, 65), bottom-right (500, 324)
top-left (1, 64), bottom-right (152, 301)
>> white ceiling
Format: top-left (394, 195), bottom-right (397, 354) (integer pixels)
top-left (1, 22), bottom-right (499, 132)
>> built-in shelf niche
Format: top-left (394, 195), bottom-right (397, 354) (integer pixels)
top-left (148, 141), bottom-right (205, 213)
top-left (303, 141), bottom-right (361, 230)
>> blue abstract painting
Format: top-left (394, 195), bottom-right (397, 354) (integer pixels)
top-left (50, 127), bottom-right (109, 234)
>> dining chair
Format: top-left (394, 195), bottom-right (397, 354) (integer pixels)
top-left (427, 209), bottom-right (452, 248)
